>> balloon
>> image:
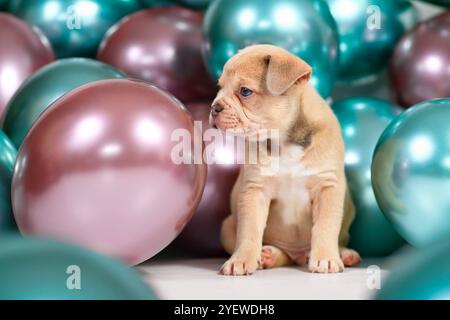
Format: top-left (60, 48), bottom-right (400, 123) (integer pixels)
top-left (332, 71), bottom-right (390, 101)
top-left (376, 241), bottom-right (450, 300)
top-left (0, 130), bottom-right (16, 173)
top-left (0, 0), bottom-right (9, 10)
top-left (8, 0), bottom-right (143, 58)
top-left (332, 97), bottom-right (405, 257)
top-left (12, 79), bottom-right (207, 265)
top-left (98, 8), bottom-right (217, 103)
top-left (0, 131), bottom-right (16, 232)
top-left (0, 236), bottom-right (157, 299)
top-left (177, 0), bottom-right (213, 10)
top-left (420, 0), bottom-right (450, 7)
top-left (0, 13), bottom-right (54, 116)
top-left (203, 0), bottom-right (339, 98)
top-left (372, 99), bottom-right (450, 247)
top-left (325, 0), bottom-right (417, 84)
top-left (2, 58), bottom-right (125, 148)
top-left (139, 0), bottom-right (175, 7)
top-left (175, 102), bottom-right (241, 256)
top-left (390, 11), bottom-right (450, 108)
top-left (140, 0), bottom-right (214, 9)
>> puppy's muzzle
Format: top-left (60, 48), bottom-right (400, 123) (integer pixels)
top-left (210, 103), bottom-right (224, 128)
top-left (211, 103), bottom-right (224, 117)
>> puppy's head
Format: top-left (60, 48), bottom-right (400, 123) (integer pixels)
top-left (210, 45), bottom-right (312, 136)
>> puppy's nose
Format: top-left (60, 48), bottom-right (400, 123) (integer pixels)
top-left (211, 104), bottom-right (224, 116)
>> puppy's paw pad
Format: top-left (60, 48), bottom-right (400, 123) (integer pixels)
top-left (220, 255), bottom-right (259, 276)
top-left (340, 248), bottom-right (361, 267)
top-left (308, 257), bottom-right (344, 273)
top-left (260, 246), bottom-right (277, 269)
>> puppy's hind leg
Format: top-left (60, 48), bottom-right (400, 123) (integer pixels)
top-left (261, 245), bottom-right (292, 269)
top-left (339, 189), bottom-right (361, 267)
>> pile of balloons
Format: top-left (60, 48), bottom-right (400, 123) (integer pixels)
top-left (0, 0), bottom-right (449, 300)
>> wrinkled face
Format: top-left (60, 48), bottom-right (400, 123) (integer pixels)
top-left (210, 45), bottom-right (312, 138)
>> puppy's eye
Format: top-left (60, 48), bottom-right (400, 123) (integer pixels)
top-left (239, 87), bottom-right (254, 97)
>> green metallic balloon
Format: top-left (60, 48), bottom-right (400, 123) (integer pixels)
top-left (0, 130), bottom-right (16, 172)
top-left (0, 236), bottom-right (157, 299)
top-left (8, 0), bottom-right (143, 58)
top-left (421, 0), bottom-right (450, 7)
top-left (0, 0), bottom-right (9, 10)
top-left (372, 99), bottom-right (450, 247)
top-left (1, 58), bottom-right (125, 148)
top-left (325, 0), bottom-right (418, 83)
top-left (139, 0), bottom-right (175, 7)
top-left (333, 97), bottom-right (405, 257)
top-left (203, 0), bottom-right (339, 98)
top-left (0, 131), bottom-right (16, 233)
top-left (176, 0), bottom-right (213, 10)
top-left (376, 241), bottom-right (450, 300)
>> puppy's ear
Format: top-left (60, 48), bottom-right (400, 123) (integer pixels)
top-left (264, 54), bottom-right (312, 95)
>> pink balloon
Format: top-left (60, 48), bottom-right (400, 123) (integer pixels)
top-left (12, 79), bottom-right (207, 265)
top-left (175, 102), bottom-right (241, 256)
top-left (97, 7), bottom-right (217, 103)
top-left (390, 11), bottom-right (450, 107)
top-left (0, 13), bottom-right (54, 116)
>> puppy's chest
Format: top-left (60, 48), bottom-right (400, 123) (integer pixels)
top-left (261, 145), bottom-right (317, 224)
top-left (259, 145), bottom-right (316, 178)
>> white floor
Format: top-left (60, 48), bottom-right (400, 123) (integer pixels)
top-left (138, 257), bottom-right (389, 300)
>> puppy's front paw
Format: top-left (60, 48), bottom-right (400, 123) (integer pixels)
top-left (308, 253), bottom-right (344, 274)
top-left (220, 252), bottom-right (260, 276)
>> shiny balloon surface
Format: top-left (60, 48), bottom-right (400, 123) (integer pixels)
top-left (325, 0), bottom-right (417, 83)
top-left (2, 58), bottom-right (125, 148)
top-left (8, 0), bottom-right (143, 58)
top-left (420, 0), bottom-right (450, 7)
top-left (333, 97), bottom-right (405, 256)
top-left (0, 131), bottom-right (16, 233)
top-left (0, 13), bottom-right (54, 116)
top-left (372, 99), bottom-right (450, 247)
top-left (376, 242), bottom-right (450, 300)
top-left (12, 79), bottom-right (207, 265)
top-left (139, 0), bottom-right (175, 7)
top-left (203, 0), bottom-right (339, 98)
top-left (390, 11), bottom-right (450, 107)
top-left (98, 8), bottom-right (217, 103)
top-left (0, 0), bottom-right (9, 9)
top-left (0, 236), bottom-right (157, 299)
top-left (177, 0), bottom-right (212, 10)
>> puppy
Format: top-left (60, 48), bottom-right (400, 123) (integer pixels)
top-left (210, 45), bottom-right (360, 275)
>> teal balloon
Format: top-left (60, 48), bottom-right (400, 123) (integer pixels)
top-left (0, 0), bottom-right (9, 10)
top-left (0, 236), bottom-right (157, 299)
top-left (372, 99), bottom-right (450, 247)
top-left (0, 131), bottom-right (16, 232)
top-left (139, 0), bottom-right (175, 7)
top-left (8, 0), bottom-right (143, 58)
top-left (1, 58), bottom-right (125, 148)
top-left (176, 0), bottom-right (213, 10)
top-left (376, 241), bottom-right (450, 300)
top-left (333, 97), bottom-right (405, 257)
top-left (421, 0), bottom-right (450, 7)
top-left (325, 0), bottom-right (418, 83)
top-left (0, 130), bottom-right (16, 172)
top-left (203, 0), bottom-right (339, 98)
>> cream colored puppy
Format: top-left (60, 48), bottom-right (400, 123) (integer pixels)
top-left (210, 45), bottom-right (360, 275)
